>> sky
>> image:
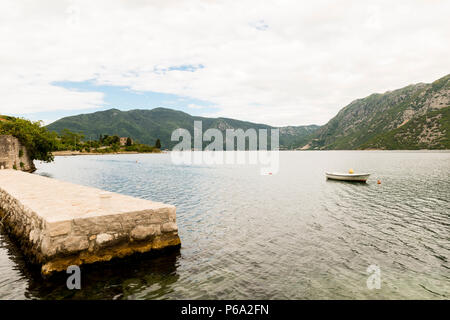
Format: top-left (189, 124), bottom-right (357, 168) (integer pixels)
top-left (1, 0), bottom-right (449, 126)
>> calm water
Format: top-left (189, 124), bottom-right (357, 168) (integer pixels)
top-left (0, 151), bottom-right (449, 299)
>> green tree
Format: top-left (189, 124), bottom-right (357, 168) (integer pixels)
top-left (101, 135), bottom-right (120, 146)
top-left (100, 134), bottom-right (109, 145)
top-left (126, 137), bottom-right (132, 146)
top-left (111, 143), bottom-right (120, 152)
top-left (0, 116), bottom-right (58, 162)
top-left (60, 129), bottom-right (84, 149)
top-left (111, 135), bottom-right (120, 145)
top-left (155, 138), bottom-right (161, 149)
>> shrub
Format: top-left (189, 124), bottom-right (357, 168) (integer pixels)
top-left (0, 117), bottom-right (58, 162)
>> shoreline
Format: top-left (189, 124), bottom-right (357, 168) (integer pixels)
top-left (52, 149), bottom-right (450, 157)
top-left (52, 151), bottom-right (165, 156)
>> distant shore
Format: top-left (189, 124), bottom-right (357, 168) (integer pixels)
top-left (52, 150), bottom-right (164, 156)
top-left (52, 149), bottom-right (449, 156)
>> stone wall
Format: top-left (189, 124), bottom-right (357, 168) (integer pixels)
top-left (0, 170), bottom-right (181, 276)
top-left (0, 135), bottom-right (35, 172)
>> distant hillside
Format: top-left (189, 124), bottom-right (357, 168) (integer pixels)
top-left (361, 106), bottom-right (449, 149)
top-left (278, 125), bottom-right (320, 149)
top-left (303, 74), bottom-right (450, 150)
top-left (46, 108), bottom-right (319, 149)
top-left (45, 74), bottom-right (450, 150)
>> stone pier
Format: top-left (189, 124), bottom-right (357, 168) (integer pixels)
top-left (0, 170), bottom-right (181, 276)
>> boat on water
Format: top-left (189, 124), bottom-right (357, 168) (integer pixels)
top-left (325, 172), bottom-right (370, 182)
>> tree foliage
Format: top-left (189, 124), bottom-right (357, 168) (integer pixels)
top-left (0, 116), bottom-right (58, 162)
top-left (60, 129), bottom-right (84, 146)
top-left (155, 138), bottom-right (161, 149)
top-left (126, 137), bottom-right (132, 146)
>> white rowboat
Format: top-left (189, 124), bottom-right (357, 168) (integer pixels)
top-left (325, 172), bottom-right (370, 182)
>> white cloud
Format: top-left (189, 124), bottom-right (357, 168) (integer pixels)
top-left (187, 104), bottom-right (207, 110)
top-left (1, 0), bottom-right (449, 125)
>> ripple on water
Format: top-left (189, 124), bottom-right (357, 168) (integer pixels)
top-left (0, 151), bottom-right (448, 299)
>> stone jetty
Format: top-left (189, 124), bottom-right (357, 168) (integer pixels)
top-left (0, 170), bottom-right (181, 276)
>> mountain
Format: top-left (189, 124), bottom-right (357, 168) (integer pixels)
top-left (278, 125), bottom-right (320, 149)
top-left (360, 107), bottom-right (449, 149)
top-left (46, 74), bottom-right (449, 150)
top-left (46, 108), bottom-right (319, 149)
top-left (303, 74), bottom-right (450, 150)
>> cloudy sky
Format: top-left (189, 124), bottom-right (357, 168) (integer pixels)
top-left (1, 0), bottom-right (449, 126)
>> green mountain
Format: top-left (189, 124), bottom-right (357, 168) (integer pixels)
top-left (46, 74), bottom-right (449, 150)
top-left (303, 74), bottom-right (450, 150)
top-left (278, 125), bottom-right (320, 149)
top-left (46, 108), bottom-right (319, 149)
top-left (361, 107), bottom-right (449, 149)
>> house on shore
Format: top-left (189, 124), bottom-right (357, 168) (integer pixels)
top-left (119, 137), bottom-right (133, 146)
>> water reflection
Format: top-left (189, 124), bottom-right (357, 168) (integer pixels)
top-left (0, 226), bottom-right (181, 300)
top-left (325, 178), bottom-right (370, 185)
top-left (1, 151), bottom-right (449, 299)
top-left (37, 172), bottom-right (53, 179)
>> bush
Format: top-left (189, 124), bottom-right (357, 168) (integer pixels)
top-left (0, 117), bottom-right (58, 162)
top-left (124, 143), bottom-right (158, 153)
top-left (111, 143), bottom-right (120, 152)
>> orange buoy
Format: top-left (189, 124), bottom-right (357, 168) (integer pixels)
top-left (377, 180), bottom-right (381, 184)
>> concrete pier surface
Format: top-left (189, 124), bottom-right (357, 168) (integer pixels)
top-left (0, 170), bottom-right (181, 276)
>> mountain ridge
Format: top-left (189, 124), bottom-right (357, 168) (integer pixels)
top-left (45, 74), bottom-right (450, 150)
top-left (46, 107), bottom-right (319, 149)
top-left (302, 74), bottom-right (450, 150)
